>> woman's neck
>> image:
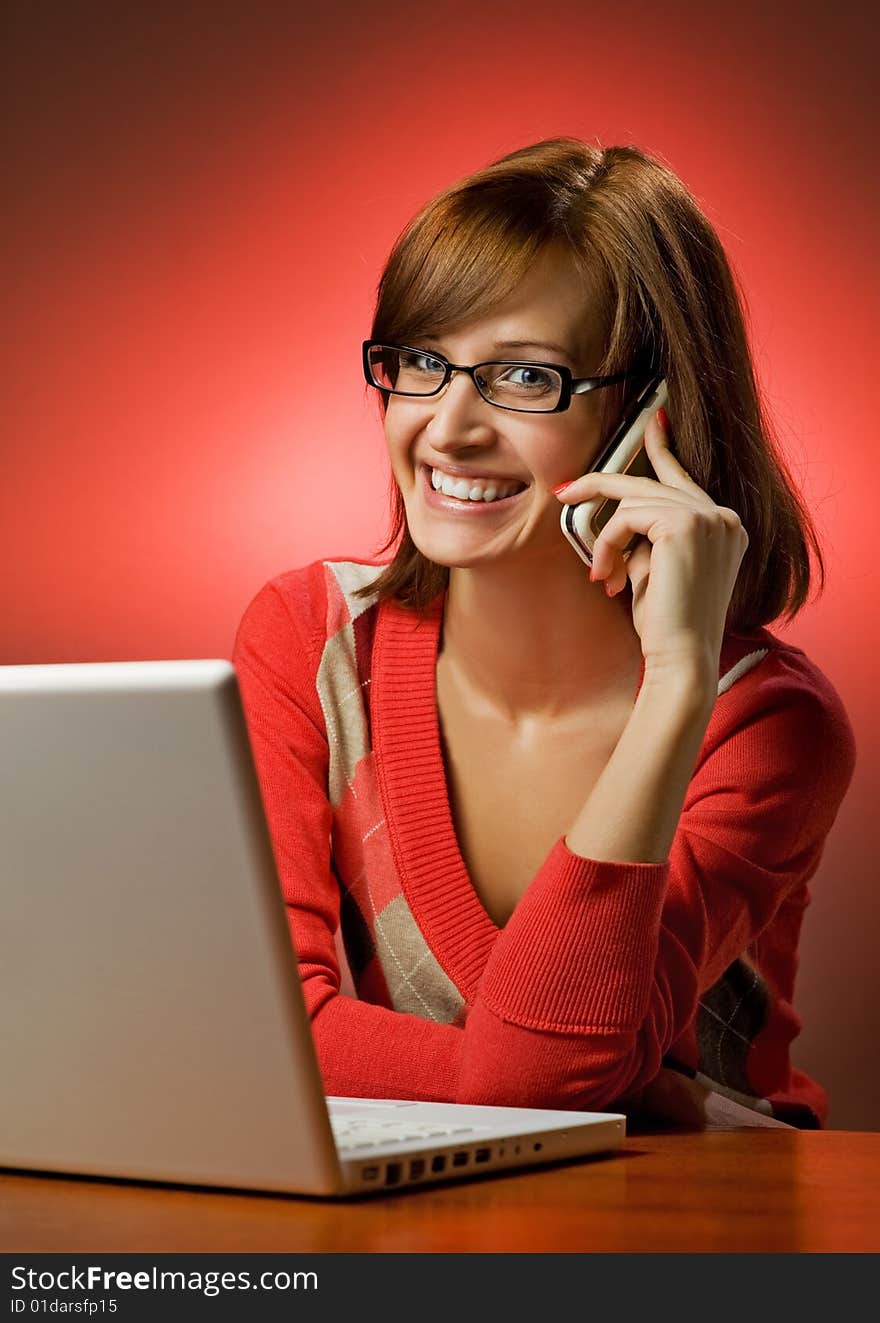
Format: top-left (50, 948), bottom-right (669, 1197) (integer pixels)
top-left (437, 548), bottom-right (643, 725)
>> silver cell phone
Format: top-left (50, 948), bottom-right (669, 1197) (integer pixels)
top-left (560, 374), bottom-right (668, 568)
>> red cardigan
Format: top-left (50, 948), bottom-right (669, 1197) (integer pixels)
top-left (231, 559), bottom-right (856, 1127)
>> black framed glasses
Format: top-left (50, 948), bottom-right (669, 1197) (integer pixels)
top-left (362, 340), bottom-right (647, 414)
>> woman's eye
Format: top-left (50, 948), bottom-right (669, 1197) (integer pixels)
top-left (401, 351), bottom-right (444, 374)
top-left (502, 366), bottom-right (552, 390)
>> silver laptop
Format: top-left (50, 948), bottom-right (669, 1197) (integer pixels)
top-left (0, 660), bottom-right (625, 1197)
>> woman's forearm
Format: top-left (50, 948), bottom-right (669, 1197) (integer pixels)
top-left (565, 664), bottom-right (717, 864)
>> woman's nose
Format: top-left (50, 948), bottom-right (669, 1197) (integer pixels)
top-left (424, 372), bottom-right (497, 448)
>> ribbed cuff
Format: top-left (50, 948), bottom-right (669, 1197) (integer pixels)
top-left (478, 836), bottom-right (669, 1032)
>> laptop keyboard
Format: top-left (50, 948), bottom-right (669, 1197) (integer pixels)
top-left (331, 1117), bottom-right (491, 1152)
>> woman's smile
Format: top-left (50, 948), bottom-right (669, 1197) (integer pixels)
top-left (419, 462), bottom-right (531, 515)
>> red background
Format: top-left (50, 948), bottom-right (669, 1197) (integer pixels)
top-left (4, 0), bottom-right (878, 1128)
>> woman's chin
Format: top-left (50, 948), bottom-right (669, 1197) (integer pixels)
top-left (404, 515), bottom-right (491, 567)
top-left (408, 536), bottom-right (484, 570)
top-left (406, 512), bottom-right (561, 570)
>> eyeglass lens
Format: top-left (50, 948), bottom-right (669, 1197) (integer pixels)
top-left (368, 345), bottom-right (563, 412)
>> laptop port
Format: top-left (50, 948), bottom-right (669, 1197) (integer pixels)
top-left (361, 1166), bottom-right (380, 1181)
top-left (385, 1162), bottom-right (402, 1186)
top-left (452, 1151), bottom-right (469, 1167)
top-left (475, 1147), bottom-right (491, 1164)
top-left (431, 1155), bottom-right (446, 1173)
top-left (409, 1159), bottom-right (425, 1179)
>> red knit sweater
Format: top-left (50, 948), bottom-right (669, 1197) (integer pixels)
top-left (231, 559), bottom-right (857, 1127)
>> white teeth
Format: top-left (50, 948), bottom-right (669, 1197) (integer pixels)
top-left (430, 467), bottom-right (522, 503)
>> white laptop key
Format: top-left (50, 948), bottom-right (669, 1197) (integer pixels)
top-left (0, 660), bottom-right (626, 1196)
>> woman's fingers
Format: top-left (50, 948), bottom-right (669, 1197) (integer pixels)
top-left (591, 502), bottom-right (742, 589)
top-left (613, 535), bottom-right (652, 602)
top-left (555, 408), bottom-right (749, 671)
top-left (640, 409), bottom-right (710, 497)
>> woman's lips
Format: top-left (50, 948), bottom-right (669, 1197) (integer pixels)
top-left (420, 464), bottom-right (529, 514)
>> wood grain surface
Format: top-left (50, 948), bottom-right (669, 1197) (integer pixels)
top-left (4, 1130), bottom-right (879, 1253)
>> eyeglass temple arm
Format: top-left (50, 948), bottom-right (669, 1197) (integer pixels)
top-left (571, 370), bottom-right (645, 396)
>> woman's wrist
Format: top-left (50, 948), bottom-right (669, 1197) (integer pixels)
top-left (641, 647), bottom-right (718, 713)
top-left (565, 663), bottom-right (716, 865)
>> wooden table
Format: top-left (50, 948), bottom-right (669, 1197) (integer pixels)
top-left (3, 1130), bottom-right (878, 1253)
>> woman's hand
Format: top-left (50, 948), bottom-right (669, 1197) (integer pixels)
top-left (555, 409), bottom-right (749, 683)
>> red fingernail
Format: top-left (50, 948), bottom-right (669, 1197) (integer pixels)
top-left (552, 480), bottom-right (575, 495)
top-left (656, 407), bottom-right (668, 430)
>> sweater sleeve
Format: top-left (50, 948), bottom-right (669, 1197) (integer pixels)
top-left (456, 651), bottom-right (857, 1109)
top-left (232, 573), bottom-right (466, 1102)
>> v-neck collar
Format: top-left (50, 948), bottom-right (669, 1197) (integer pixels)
top-left (370, 587), bottom-right (647, 1004)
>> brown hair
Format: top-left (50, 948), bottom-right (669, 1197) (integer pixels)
top-left (353, 137), bottom-right (825, 632)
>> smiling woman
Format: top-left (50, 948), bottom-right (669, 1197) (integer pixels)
top-left (231, 138), bottom-right (856, 1130)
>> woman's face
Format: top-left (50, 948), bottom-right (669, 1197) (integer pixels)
top-left (383, 244), bottom-right (611, 569)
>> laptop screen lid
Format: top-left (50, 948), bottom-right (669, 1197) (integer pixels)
top-left (0, 660), bottom-right (344, 1195)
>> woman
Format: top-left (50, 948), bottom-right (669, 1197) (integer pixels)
top-left (232, 138), bottom-right (856, 1127)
